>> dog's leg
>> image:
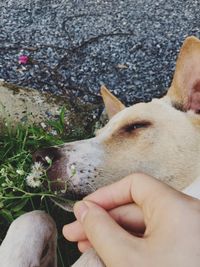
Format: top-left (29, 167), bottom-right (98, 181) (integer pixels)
top-left (0, 210), bottom-right (57, 267)
top-left (72, 248), bottom-right (105, 267)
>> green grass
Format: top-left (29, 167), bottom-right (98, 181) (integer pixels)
top-left (0, 108), bottom-right (92, 266)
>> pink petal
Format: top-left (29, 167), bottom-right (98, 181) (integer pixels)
top-left (19, 55), bottom-right (29, 64)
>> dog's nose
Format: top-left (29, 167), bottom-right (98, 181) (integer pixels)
top-left (33, 147), bottom-right (62, 167)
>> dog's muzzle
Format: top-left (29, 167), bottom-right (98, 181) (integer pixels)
top-left (32, 146), bottom-right (89, 200)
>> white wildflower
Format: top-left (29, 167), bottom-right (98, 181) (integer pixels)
top-left (50, 130), bottom-right (58, 136)
top-left (25, 162), bottom-right (45, 188)
top-left (40, 122), bottom-right (47, 129)
top-left (32, 162), bottom-right (45, 176)
top-left (16, 169), bottom-right (24, 175)
top-left (32, 161), bottom-right (44, 171)
top-left (45, 156), bottom-right (52, 165)
top-left (26, 173), bottom-right (42, 188)
top-left (0, 168), bottom-right (7, 176)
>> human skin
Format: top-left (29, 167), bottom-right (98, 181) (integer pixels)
top-left (63, 173), bottom-right (200, 267)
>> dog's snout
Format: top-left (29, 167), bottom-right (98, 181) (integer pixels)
top-left (33, 147), bottom-right (62, 167)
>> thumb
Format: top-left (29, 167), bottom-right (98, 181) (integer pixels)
top-left (74, 200), bottom-right (142, 267)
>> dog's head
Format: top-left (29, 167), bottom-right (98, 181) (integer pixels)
top-left (34, 36), bottom-right (200, 204)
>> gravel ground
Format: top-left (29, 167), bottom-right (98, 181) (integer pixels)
top-left (0, 0), bottom-right (200, 107)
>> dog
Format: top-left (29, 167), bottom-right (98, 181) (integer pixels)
top-left (1, 36), bottom-right (200, 267)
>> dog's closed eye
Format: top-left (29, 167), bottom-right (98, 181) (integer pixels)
top-left (120, 121), bottom-right (152, 134)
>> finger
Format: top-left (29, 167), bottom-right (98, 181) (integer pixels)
top-left (74, 200), bottom-right (143, 266)
top-left (63, 220), bottom-right (86, 241)
top-left (109, 203), bottom-right (145, 233)
top-left (84, 173), bottom-right (182, 219)
top-left (83, 175), bottom-right (134, 209)
top-left (78, 240), bottom-right (92, 253)
top-left (63, 203), bottom-right (144, 242)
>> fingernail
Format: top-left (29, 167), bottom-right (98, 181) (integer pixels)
top-left (74, 201), bottom-right (89, 222)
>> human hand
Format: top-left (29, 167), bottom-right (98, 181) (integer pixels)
top-left (63, 173), bottom-right (200, 267)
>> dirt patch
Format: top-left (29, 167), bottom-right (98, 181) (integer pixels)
top-left (0, 81), bottom-right (102, 137)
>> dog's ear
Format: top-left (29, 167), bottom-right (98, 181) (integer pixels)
top-left (100, 85), bottom-right (125, 119)
top-left (168, 36), bottom-right (200, 113)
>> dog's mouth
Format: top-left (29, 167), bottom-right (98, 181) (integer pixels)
top-left (61, 191), bottom-right (87, 201)
top-left (46, 165), bottom-right (87, 211)
top-left (50, 191), bottom-right (87, 212)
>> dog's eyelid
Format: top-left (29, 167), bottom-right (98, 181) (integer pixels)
top-left (120, 121), bottom-right (152, 133)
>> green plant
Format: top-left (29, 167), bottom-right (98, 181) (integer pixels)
top-left (0, 124), bottom-right (61, 219)
top-left (0, 107), bottom-right (90, 266)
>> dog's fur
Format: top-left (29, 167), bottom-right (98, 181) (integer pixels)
top-left (0, 211), bottom-right (57, 267)
top-left (1, 36), bottom-right (200, 267)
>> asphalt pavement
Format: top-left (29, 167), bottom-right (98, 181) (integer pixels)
top-left (0, 0), bottom-right (200, 106)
